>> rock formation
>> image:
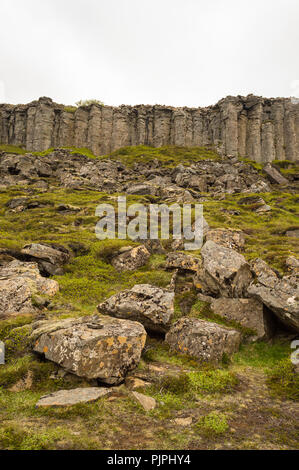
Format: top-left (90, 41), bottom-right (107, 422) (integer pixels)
top-left (1, 95), bottom-right (298, 162)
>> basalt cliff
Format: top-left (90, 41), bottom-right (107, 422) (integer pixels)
top-left (1, 95), bottom-right (298, 162)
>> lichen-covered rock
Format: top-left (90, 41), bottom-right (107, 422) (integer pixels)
top-left (247, 258), bottom-right (299, 332)
top-left (98, 284), bottom-right (174, 333)
top-left (21, 243), bottom-right (70, 276)
top-left (210, 297), bottom-right (274, 340)
top-left (205, 228), bottom-right (245, 252)
top-left (32, 315), bottom-right (147, 384)
top-left (165, 252), bottom-right (201, 272)
top-left (194, 241), bottom-right (252, 297)
top-left (165, 318), bottom-right (241, 362)
top-left (0, 260), bottom-right (59, 314)
top-left (111, 245), bottom-right (150, 271)
top-left (36, 387), bottom-right (113, 407)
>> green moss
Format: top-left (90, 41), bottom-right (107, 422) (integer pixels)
top-left (0, 144), bottom-right (27, 154)
top-left (195, 412), bottom-right (229, 436)
top-left (232, 341), bottom-right (290, 368)
top-left (187, 369), bottom-right (239, 394)
top-left (266, 358), bottom-right (299, 401)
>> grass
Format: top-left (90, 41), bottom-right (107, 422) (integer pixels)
top-left (195, 412), bottom-right (229, 436)
top-left (266, 358), bottom-right (299, 401)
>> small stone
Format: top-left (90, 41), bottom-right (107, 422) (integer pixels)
top-left (132, 391), bottom-right (156, 411)
top-left (125, 377), bottom-right (151, 390)
top-left (173, 417), bottom-right (192, 426)
top-left (36, 387), bottom-right (112, 408)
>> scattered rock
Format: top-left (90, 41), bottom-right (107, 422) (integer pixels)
top-left (21, 243), bottom-right (70, 276)
top-left (247, 258), bottom-right (299, 332)
top-left (263, 163), bottom-right (289, 185)
top-left (165, 252), bottom-right (201, 272)
top-left (194, 241), bottom-right (252, 297)
top-left (205, 228), bottom-right (245, 251)
top-left (165, 317), bottom-right (241, 362)
top-left (210, 298), bottom-right (274, 340)
top-left (98, 284), bottom-right (174, 333)
top-left (36, 387), bottom-right (113, 407)
top-left (125, 377), bottom-right (151, 390)
top-left (111, 245), bottom-right (150, 271)
top-left (32, 315), bottom-right (147, 384)
top-left (0, 260), bottom-right (59, 315)
top-left (132, 391), bottom-right (156, 411)
top-left (286, 229), bottom-right (299, 238)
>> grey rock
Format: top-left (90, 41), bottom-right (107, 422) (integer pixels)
top-left (165, 317), bottom-right (241, 362)
top-left (36, 387), bottom-right (113, 407)
top-left (32, 314), bottom-right (147, 384)
top-left (98, 284), bottom-right (174, 333)
top-left (111, 245), bottom-right (150, 271)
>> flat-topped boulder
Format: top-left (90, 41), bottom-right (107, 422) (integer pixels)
top-left (32, 315), bottom-right (147, 384)
top-left (98, 284), bottom-right (174, 333)
top-left (165, 317), bottom-right (241, 363)
top-left (36, 387), bottom-right (113, 408)
top-left (21, 243), bottom-right (70, 276)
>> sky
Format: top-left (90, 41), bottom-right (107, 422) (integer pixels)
top-left (0, 0), bottom-right (299, 108)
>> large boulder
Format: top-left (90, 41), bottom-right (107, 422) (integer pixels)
top-left (263, 163), bottom-right (289, 185)
top-left (165, 318), bottom-right (241, 362)
top-left (247, 258), bottom-right (299, 332)
top-left (210, 297), bottom-right (274, 340)
top-left (21, 243), bottom-right (70, 276)
top-left (98, 284), bottom-right (174, 333)
top-left (32, 315), bottom-right (147, 384)
top-left (0, 260), bottom-right (59, 315)
top-left (111, 245), bottom-right (150, 271)
top-left (194, 241), bottom-right (252, 297)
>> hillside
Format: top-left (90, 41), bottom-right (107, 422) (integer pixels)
top-left (0, 144), bottom-right (298, 450)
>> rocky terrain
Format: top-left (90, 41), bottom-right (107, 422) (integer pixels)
top-left (1, 94), bottom-right (299, 162)
top-left (0, 143), bottom-right (298, 450)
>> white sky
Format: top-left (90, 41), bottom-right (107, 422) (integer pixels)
top-left (0, 0), bottom-right (298, 107)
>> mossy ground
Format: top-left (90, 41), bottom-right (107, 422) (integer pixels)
top-left (0, 145), bottom-right (298, 449)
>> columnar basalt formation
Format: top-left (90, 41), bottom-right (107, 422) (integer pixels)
top-left (0, 95), bottom-right (298, 162)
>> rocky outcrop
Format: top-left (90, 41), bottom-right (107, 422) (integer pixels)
top-left (165, 318), bottom-right (241, 362)
top-left (1, 95), bottom-right (298, 162)
top-left (247, 258), bottom-right (299, 332)
top-left (98, 284), bottom-right (174, 333)
top-left (32, 315), bottom-right (147, 384)
top-left (111, 245), bottom-right (150, 272)
top-left (0, 260), bottom-right (59, 315)
top-left (21, 243), bottom-right (70, 276)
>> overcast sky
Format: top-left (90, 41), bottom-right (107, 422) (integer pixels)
top-left (0, 0), bottom-right (298, 107)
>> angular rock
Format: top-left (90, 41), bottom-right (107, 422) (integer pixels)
top-left (205, 228), bottom-right (245, 251)
top-left (165, 317), bottom-right (241, 362)
top-left (132, 391), bottom-right (156, 411)
top-left (111, 245), bottom-right (150, 271)
top-left (210, 297), bottom-right (273, 340)
top-left (36, 387), bottom-right (113, 407)
top-left (286, 229), bottom-right (299, 238)
top-left (32, 315), bottom-right (147, 384)
top-left (263, 163), bottom-right (289, 185)
top-left (247, 258), bottom-right (299, 332)
top-left (194, 241), bottom-right (252, 297)
top-left (125, 377), bottom-right (151, 390)
top-left (165, 252), bottom-right (201, 272)
top-left (0, 260), bottom-right (59, 314)
top-left (21, 243), bottom-right (70, 276)
top-left (98, 284), bottom-right (174, 333)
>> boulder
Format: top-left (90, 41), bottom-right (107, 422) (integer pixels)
top-left (210, 298), bottom-right (274, 340)
top-left (165, 318), bottom-right (241, 362)
top-left (32, 315), bottom-right (147, 384)
top-left (194, 241), bottom-right (252, 297)
top-left (111, 245), bottom-right (150, 271)
top-left (21, 243), bottom-right (70, 276)
top-left (205, 228), bottom-right (245, 251)
top-left (36, 387), bottom-right (113, 408)
top-left (247, 258), bottom-right (299, 332)
top-left (165, 252), bottom-right (201, 272)
top-left (98, 284), bottom-right (174, 333)
top-left (263, 163), bottom-right (289, 185)
top-left (0, 260), bottom-right (59, 314)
